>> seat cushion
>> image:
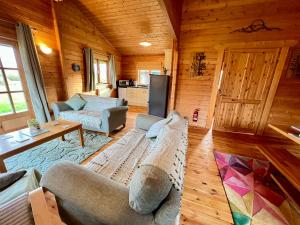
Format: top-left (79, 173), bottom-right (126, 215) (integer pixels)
top-left (0, 193), bottom-right (34, 225)
top-left (0, 169), bottom-right (41, 205)
top-left (59, 110), bottom-right (102, 131)
top-left (65, 94), bottom-right (86, 111)
top-left (129, 165), bottom-right (172, 215)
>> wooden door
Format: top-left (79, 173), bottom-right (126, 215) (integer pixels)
top-left (213, 48), bottom-right (280, 134)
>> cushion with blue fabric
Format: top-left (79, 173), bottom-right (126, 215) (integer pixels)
top-left (146, 117), bottom-right (172, 139)
top-left (129, 165), bottom-right (172, 215)
top-left (0, 170), bottom-right (27, 191)
top-left (0, 169), bottom-right (41, 205)
top-left (65, 94), bottom-right (86, 111)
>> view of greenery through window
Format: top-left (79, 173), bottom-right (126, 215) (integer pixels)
top-left (0, 45), bottom-right (28, 116)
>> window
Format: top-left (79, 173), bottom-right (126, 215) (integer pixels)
top-left (94, 59), bottom-right (108, 84)
top-left (0, 44), bottom-right (28, 116)
top-left (138, 69), bottom-right (160, 85)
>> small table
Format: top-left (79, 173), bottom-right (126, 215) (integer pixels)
top-left (0, 120), bottom-right (84, 173)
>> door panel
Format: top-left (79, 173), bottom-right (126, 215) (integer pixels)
top-left (214, 49), bottom-right (280, 134)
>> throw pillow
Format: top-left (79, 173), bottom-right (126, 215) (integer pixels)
top-left (65, 94), bottom-right (86, 111)
top-left (129, 165), bottom-right (172, 215)
top-left (146, 117), bottom-right (172, 138)
top-left (0, 170), bottom-right (27, 191)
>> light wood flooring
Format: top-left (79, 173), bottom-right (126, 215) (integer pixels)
top-left (83, 107), bottom-right (300, 225)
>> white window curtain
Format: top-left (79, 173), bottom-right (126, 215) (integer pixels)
top-left (16, 23), bottom-right (51, 123)
top-left (109, 54), bottom-right (117, 89)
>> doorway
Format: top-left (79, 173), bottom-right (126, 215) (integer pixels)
top-left (213, 48), bottom-right (281, 134)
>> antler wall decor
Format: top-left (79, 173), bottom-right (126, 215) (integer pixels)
top-left (231, 19), bottom-right (281, 33)
top-left (191, 52), bottom-right (206, 76)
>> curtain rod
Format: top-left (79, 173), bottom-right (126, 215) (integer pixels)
top-left (82, 47), bottom-right (110, 56)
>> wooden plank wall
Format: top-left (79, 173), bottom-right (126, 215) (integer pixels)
top-left (175, 0), bottom-right (300, 133)
top-left (0, 0), bottom-right (66, 106)
top-left (53, 0), bottom-right (121, 97)
top-left (121, 55), bottom-right (164, 81)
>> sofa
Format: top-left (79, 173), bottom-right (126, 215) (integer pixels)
top-left (0, 112), bottom-right (188, 225)
top-left (52, 94), bottom-right (128, 136)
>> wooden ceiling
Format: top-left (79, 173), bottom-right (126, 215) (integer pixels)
top-left (76, 0), bottom-right (176, 55)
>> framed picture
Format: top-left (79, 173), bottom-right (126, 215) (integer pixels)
top-left (287, 49), bottom-right (300, 78)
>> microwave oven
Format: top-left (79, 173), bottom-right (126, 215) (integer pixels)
top-left (118, 80), bottom-right (130, 87)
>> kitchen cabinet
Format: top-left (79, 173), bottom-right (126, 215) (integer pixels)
top-left (118, 87), bottom-right (127, 100)
top-left (127, 87), bottom-right (148, 107)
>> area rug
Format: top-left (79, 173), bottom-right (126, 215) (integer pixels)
top-left (214, 151), bottom-right (300, 225)
top-left (4, 131), bottom-right (112, 175)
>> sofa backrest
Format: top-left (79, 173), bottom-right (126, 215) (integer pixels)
top-left (80, 94), bottom-right (125, 112)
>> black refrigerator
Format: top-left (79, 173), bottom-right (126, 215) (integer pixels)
top-left (148, 75), bottom-right (170, 118)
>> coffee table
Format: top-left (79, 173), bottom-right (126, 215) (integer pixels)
top-left (0, 120), bottom-right (84, 173)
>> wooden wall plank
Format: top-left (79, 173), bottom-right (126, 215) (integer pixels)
top-left (53, 0), bottom-right (121, 97)
top-left (175, 0), bottom-right (300, 134)
top-left (121, 55), bottom-right (164, 81)
top-left (0, 0), bottom-right (66, 108)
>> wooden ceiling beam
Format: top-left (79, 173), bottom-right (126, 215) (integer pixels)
top-left (157, 0), bottom-right (183, 40)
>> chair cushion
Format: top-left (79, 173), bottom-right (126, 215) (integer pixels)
top-left (59, 110), bottom-right (102, 131)
top-left (129, 165), bottom-right (172, 215)
top-left (0, 169), bottom-right (41, 205)
top-left (0, 170), bottom-right (27, 191)
top-left (146, 117), bottom-right (172, 139)
top-left (65, 94), bottom-right (86, 111)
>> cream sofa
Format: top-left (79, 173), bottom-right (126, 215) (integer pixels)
top-left (1, 113), bottom-right (188, 225)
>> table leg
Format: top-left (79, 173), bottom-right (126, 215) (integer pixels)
top-left (79, 127), bottom-right (84, 147)
top-left (61, 135), bottom-right (65, 141)
top-left (0, 157), bottom-right (7, 173)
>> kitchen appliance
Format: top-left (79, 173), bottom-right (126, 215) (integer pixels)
top-left (118, 80), bottom-right (130, 87)
top-left (148, 75), bottom-right (170, 118)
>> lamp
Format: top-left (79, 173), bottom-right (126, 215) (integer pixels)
top-left (139, 42), bottom-right (152, 47)
top-left (39, 44), bottom-right (52, 55)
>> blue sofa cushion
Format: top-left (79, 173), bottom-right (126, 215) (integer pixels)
top-left (0, 170), bottom-right (27, 191)
top-left (129, 165), bottom-right (172, 215)
top-left (0, 169), bottom-right (41, 205)
top-left (65, 94), bottom-right (86, 111)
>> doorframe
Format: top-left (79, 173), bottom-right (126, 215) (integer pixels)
top-left (205, 40), bottom-right (298, 133)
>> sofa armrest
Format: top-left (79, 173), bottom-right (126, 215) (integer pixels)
top-left (135, 114), bottom-right (164, 131)
top-left (40, 162), bottom-right (153, 225)
top-left (102, 106), bottom-right (128, 118)
top-left (51, 102), bottom-right (73, 119)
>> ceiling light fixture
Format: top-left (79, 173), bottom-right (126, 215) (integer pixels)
top-left (139, 42), bottom-right (152, 47)
top-left (39, 44), bottom-right (52, 55)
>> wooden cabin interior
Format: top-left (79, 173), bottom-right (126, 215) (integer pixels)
top-left (0, 0), bottom-right (300, 224)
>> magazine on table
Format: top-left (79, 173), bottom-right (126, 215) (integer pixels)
top-left (21, 128), bottom-right (49, 137)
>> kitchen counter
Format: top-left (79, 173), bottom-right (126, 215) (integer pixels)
top-left (118, 86), bottom-right (148, 107)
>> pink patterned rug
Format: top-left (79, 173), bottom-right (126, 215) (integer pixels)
top-left (214, 151), bottom-right (300, 225)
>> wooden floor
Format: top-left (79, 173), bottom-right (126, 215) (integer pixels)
top-left (83, 107), bottom-right (300, 225)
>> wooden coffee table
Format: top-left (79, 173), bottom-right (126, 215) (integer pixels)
top-left (0, 120), bottom-right (84, 173)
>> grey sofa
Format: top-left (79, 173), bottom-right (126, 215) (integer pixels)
top-left (52, 94), bottom-right (128, 136)
top-left (0, 113), bottom-right (188, 225)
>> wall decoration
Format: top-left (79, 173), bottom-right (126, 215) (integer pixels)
top-left (191, 52), bottom-right (206, 76)
top-left (231, 19), bottom-right (281, 33)
top-left (287, 49), bottom-right (300, 78)
top-left (72, 63), bottom-right (80, 72)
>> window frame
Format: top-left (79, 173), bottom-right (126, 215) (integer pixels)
top-left (0, 38), bottom-right (31, 119)
top-left (94, 58), bottom-right (109, 84)
top-left (138, 69), bottom-right (161, 85)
